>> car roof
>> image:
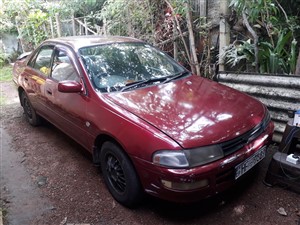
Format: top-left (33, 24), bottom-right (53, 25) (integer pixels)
top-left (44, 35), bottom-right (144, 51)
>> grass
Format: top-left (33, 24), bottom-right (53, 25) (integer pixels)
top-left (0, 64), bottom-right (13, 105)
top-left (0, 64), bottom-right (13, 81)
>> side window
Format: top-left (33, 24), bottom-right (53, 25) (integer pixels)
top-left (29, 46), bottom-right (54, 76)
top-left (51, 49), bottom-right (79, 82)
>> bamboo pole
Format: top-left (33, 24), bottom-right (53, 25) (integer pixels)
top-left (84, 18), bottom-right (88, 35)
top-left (173, 17), bottom-right (178, 61)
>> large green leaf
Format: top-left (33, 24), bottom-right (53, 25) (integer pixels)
top-left (274, 31), bottom-right (292, 56)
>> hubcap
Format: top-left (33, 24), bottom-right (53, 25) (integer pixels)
top-left (106, 155), bottom-right (126, 193)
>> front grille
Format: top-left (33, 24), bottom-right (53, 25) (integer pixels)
top-left (221, 111), bottom-right (271, 156)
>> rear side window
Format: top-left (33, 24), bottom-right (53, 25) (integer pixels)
top-left (28, 46), bottom-right (54, 76)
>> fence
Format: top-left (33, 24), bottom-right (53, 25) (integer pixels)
top-left (215, 72), bottom-right (300, 143)
top-left (49, 14), bottom-right (99, 38)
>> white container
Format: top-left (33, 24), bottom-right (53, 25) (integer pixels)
top-left (293, 110), bottom-right (300, 127)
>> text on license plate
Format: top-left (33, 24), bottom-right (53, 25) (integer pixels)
top-left (235, 146), bottom-right (266, 180)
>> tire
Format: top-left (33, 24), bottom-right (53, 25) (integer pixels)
top-left (21, 92), bottom-right (41, 126)
top-left (100, 142), bottom-right (143, 208)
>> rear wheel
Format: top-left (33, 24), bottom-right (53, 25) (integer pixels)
top-left (100, 142), bottom-right (143, 208)
top-left (21, 92), bottom-right (41, 126)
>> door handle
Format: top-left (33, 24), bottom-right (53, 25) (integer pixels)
top-left (46, 90), bottom-right (52, 95)
top-left (24, 77), bottom-right (28, 81)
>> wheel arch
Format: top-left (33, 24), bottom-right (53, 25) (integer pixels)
top-left (93, 134), bottom-right (130, 165)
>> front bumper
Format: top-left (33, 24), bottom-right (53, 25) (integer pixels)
top-left (133, 121), bottom-right (274, 203)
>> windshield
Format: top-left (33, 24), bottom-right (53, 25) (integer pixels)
top-left (79, 43), bottom-right (186, 92)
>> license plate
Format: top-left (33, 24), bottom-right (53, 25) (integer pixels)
top-left (235, 146), bottom-right (266, 180)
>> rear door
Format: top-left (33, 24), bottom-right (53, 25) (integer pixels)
top-left (22, 45), bottom-right (54, 116)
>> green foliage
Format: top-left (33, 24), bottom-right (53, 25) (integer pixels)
top-left (1, 0), bottom-right (49, 48)
top-left (224, 30), bottom-right (298, 74)
top-left (60, 0), bottom-right (106, 17)
top-left (99, 0), bottom-right (157, 43)
top-left (227, 0), bottom-right (300, 74)
top-left (0, 65), bottom-right (13, 81)
top-left (258, 31), bottom-right (297, 73)
top-left (229, 0), bottom-right (278, 23)
top-left (0, 50), bottom-right (7, 68)
top-left (168, 0), bottom-right (186, 15)
top-left (19, 9), bottom-right (49, 47)
top-left (221, 40), bottom-right (254, 69)
top-left (0, 0), bottom-right (106, 48)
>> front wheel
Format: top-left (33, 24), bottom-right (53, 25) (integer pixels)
top-left (100, 142), bottom-right (143, 208)
top-left (21, 92), bottom-right (41, 126)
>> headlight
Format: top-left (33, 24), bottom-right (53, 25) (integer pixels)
top-left (184, 145), bottom-right (223, 167)
top-left (152, 145), bottom-right (224, 168)
top-left (153, 151), bottom-right (189, 168)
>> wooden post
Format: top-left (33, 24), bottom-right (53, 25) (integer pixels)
top-left (219, 0), bottom-right (230, 72)
top-left (55, 13), bottom-right (62, 37)
top-left (84, 18), bottom-right (88, 35)
top-left (79, 22), bottom-right (82, 35)
top-left (72, 12), bottom-right (76, 36)
top-left (49, 17), bottom-right (54, 38)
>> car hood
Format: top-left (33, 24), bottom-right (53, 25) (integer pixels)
top-left (104, 75), bottom-right (266, 148)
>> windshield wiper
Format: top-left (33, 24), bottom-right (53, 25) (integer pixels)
top-left (121, 77), bottom-right (167, 92)
top-left (163, 71), bottom-right (190, 84)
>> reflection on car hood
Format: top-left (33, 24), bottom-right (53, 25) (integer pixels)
top-left (104, 75), bottom-right (265, 148)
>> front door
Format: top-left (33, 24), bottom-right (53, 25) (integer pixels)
top-left (44, 47), bottom-right (90, 148)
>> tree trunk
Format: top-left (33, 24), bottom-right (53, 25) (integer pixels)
top-left (185, 2), bottom-right (201, 76)
top-left (219, 0), bottom-right (230, 72)
top-left (242, 11), bottom-right (259, 72)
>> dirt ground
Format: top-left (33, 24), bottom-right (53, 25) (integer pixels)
top-left (1, 80), bottom-right (300, 225)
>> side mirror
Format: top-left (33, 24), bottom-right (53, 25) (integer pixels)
top-left (58, 80), bottom-right (83, 93)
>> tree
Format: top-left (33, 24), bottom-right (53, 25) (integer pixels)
top-left (99, 0), bottom-right (205, 75)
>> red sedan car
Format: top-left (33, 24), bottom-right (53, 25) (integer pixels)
top-left (13, 36), bottom-right (274, 207)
